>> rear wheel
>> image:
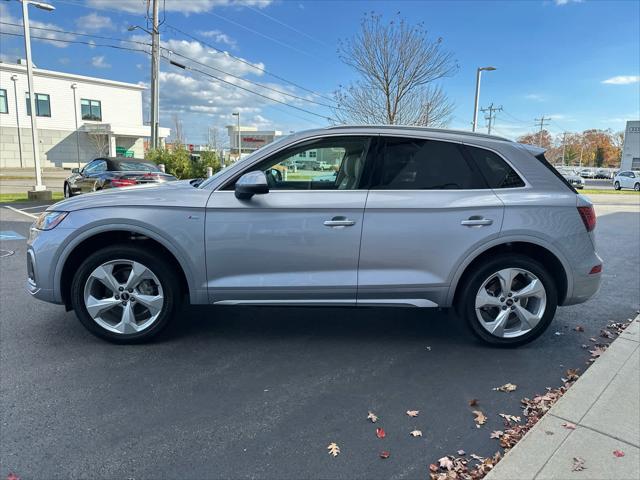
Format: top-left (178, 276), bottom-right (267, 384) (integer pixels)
top-left (634, 183), bottom-right (639, 192)
top-left (70, 245), bottom-right (180, 343)
top-left (459, 254), bottom-right (558, 346)
top-left (614, 181), bottom-right (621, 190)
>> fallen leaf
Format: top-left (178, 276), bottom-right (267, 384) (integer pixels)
top-left (565, 368), bottom-right (580, 382)
top-left (327, 442), bottom-right (340, 457)
top-left (572, 456), bottom-right (586, 471)
top-left (429, 463), bottom-right (438, 473)
top-left (493, 383), bottom-right (517, 392)
top-left (581, 344), bottom-right (589, 349)
top-left (410, 430), bottom-right (422, 437)
top-left (600, 329), bottom-right (615, 339)
top-left (367, 411), bottom-right (378, 423)
top-left (613, 450), bottom-right (625, 458)
top-left (406, 410), bottom-right (419, 417)
top-left (490, 430), bottom-right (503, 439)
top-left (574, 325), bottom-right (585, 332)
top-left (470, 453), bottom-right (485, 461)
top-left (473, 410), bottom-right (487, 426)
top-left (379, 450), bottom-right (390, 459)
top-left (468, 399), bottom-right (478, 407)
top-left (438, 456), bottom-right (454, 471)
top-left (7, 474), bottom-right (20, 480)
top-left (499, 413), bottom-right (521, 423)
top-left (589, 337), bottom-right (597, 342)
top-left (426, 346), bottom-right (432, 351)
top-left (376, 427), bottom-right (386, 439)
top-left (554, 331), bottom-right (564, 336)
top-left (457, 449), bottom-right (466, 456)
top-left (562, 422), bottom-right (577, 430)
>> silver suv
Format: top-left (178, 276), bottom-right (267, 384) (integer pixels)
top-left (26, 126), bottom-right (602, 346)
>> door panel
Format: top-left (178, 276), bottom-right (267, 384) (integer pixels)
top-left (358, 190), bottom-right (504, 306)
top-left (205, 190), bottom-right (367, 304)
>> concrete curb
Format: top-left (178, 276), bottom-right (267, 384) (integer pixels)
top-left (486, 314), bottom-right (640, 480)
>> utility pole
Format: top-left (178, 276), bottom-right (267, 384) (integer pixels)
top-left (561, 132), bottom-right (567, 166)
top-left (480, 103), bottom-right (502, 135)
top-left (150, 0), bottom-right (160, 149)
top-left (534, 115), bottom-right (551, 147)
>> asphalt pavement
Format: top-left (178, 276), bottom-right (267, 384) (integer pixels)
top-left (1, 202), bottom-right (639, 480)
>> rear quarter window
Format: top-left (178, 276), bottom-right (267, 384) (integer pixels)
top-left (465, 145), bottom-right (525, 188)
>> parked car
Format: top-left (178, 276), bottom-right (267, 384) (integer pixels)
top-left (579, 168), bottom-right (595, 178)
top-left (63, 157), bottom-right (176, 197)
top-left (613, 170), bottom-right (640, 191)
top-left (28, 127), bottom-right (602, 346)
top-left (561, 171), bottom-right (585, 189)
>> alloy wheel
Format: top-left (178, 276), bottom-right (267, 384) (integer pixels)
top-left (475, 268), bottom-right (547, 338)
top-left (83, 259), bottom-right (164, 335)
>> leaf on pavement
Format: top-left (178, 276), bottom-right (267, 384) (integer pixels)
top-left (410, 430), bottom-right (422, 437)
top-left (563, 368), bottom-right (580, 383)
top-left (376, 427), bottom-right (386, 439)
top-left (468, 398), bottom-right (478, 406)
top-left (379, 450), bottom-right (390, 459)
top-left (429, 463), bottom-right (439, 473)
top-left (457, 449), bottom-right (466, 456)
top-left (327, 442), bottom-right (340, 457)
top-left (574, 325), bottom-right (585, 332)
top-left (406, 410), bottom-right (419, 417)
top-left (367, 411), bottom-right (378, 423)
top-left (6, 474), bottom-right (20, 480)
top-left (438, 456), bottom-right (454, 471)
top-left (473, 410), bottom-right (487, 426)
top-left (572, 457), bottom-right (586, 471)
top-left (493, 383), bottom-right (517, 392)
top-left (613, 450), bottom-right (625, 457)
top-left (499, 413), bottom-right (521, 423)
top-left (562, 422), bottom-right (577, 430)
top-left (490, 430), bottom-right (503, 439)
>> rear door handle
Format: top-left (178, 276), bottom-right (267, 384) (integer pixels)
top-left (461, 217), bottom-right (493, 227)
top-left (324, 216), bottom-right (356, 227)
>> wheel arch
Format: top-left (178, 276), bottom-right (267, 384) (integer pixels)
top-left (57, 226), bottom-right (193, 310)
top-left (448, 238), bottom-right (570, 309)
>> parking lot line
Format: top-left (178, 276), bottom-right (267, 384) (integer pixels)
top-left (3, 205), bottom-right (38, 219)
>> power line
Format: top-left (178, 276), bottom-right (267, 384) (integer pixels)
top-left (164, 24), bottom-right (337, 104)
top-left (480, 103), bottom-right (503, 135)
top-left (0, 31), bottom-right (150, 54)
top-left (534, 115), bottom-right (552, 146)
top-left (501, 109), bottom-right (530, 125)
top-left (163, 57), bottom-right (334, 123)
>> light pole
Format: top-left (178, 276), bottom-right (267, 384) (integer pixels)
top-left (70, 83), bottom-right (81, 169)
top-left (10, 75), bottom-right (24, 169)
top-left (20, 0), bottom-right (55, 197)
top-left (232, 112), bottom-right (240, 161)
top-left (472, 66), bottom-right (496, 133)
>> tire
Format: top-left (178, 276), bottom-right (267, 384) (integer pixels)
top-left (614, 181), bottom-right (621, 190)
top-left (70, 244), bottom-right (181, 343)
top-left (458, 254), bottom-right (558, 347)
top-left (64, 183), bottom-right (73, 198)
top-left (635, 183), bottom-right (640, 192)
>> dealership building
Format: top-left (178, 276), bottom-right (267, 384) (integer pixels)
top-left (620, 120), bottom-right (640, 171)
top-left (0, 61), bottom-right (169, 169)
top-left (226, 125), bottom-right (283, 161)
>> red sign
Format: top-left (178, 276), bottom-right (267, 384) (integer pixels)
top-left (188, 144), bottom-right (194, 152)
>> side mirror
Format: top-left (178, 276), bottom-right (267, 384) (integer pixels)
top-left (72, 168), bottom-right (79, 174)
top-left (235, 171), bottom-right (269, 200)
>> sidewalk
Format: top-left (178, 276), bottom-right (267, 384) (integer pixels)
top-left (486, 315), bottom-right (640, 480)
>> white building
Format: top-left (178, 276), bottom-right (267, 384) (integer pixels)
top-left (226, 125), bottom-right (282, 160)
top-left (0, 61), bottom-right (169, 169)
top-left (620, 120), bottom-right (640, 171)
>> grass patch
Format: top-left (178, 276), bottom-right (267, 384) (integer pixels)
top-left (581, 189), bottom-right (639, 195)
top-left (0, 192), bottom-right (64, 203)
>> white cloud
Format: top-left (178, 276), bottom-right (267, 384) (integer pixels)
top-left (75, 12), bottom-right (114, 31)
top-left (554, 0), bottom-right (583, 5)
top-left (197, 30), bottom-right (237, 48)
top-left (602, 76), bottom-right (640, 85)
top-left (524, 93), bottom-right (546, 102)
top-left (0, 3), bottom-right (74, 48)
top-left (91, 55), bottom-right (111, 68)
top-left (87, 0), bottom-right (272, 14)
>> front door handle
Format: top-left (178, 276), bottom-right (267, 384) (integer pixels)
top-left (461, 217), bottom-right (493, 227)
top-left (324, 216), bottom-right (356, 227)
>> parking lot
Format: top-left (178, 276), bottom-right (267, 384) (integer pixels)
top-left (1, 197), bottom-right (639, 479)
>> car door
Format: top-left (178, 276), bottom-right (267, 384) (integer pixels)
top-left (204, 135), bottom-right (373, 305)
top-left (79, 159), bottom-right (107, 193)
top-left (357, 137), bottom-right (506, 307)
top-left (625, 171), bottom-right (636, 188)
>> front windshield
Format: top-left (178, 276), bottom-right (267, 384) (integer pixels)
top-left (197, 134), bottom-right (293, 189)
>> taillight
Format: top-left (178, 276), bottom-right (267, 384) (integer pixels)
top-left (577, 205), bottom-right (596, 232)
top-left (111, 178), bottom-right (138, 188)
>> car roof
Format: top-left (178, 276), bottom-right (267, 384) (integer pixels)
top-left (323, 124), bottom-right (513, 143)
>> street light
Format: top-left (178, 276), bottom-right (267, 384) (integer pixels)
top-left (232, 112), bottom-right (240, 161)
top-left (15, 0), bottom-right (55, 198)
top-left (70, 83), bottom-right (81, 169)
top-left (10, 75), bottom-right (24, 168)
top-left (472, 66), bottom-right (496, 133)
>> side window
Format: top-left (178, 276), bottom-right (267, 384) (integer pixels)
top-left (466, 145), bottom-right (525, 188)
top-left (374, 137), bottom-right (483, 190)
top-left (229, 136), bottom-right (371, 191)
top-left (84, 160), bottom-right (107, 174)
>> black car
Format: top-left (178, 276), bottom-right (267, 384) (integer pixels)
top-left (64, 157), bottom-right (176, 197)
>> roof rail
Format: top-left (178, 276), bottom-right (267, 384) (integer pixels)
top-left (325, 124), bottom-right (513, 142)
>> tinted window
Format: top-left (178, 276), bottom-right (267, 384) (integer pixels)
top-left (81, 99), bottom-right (102, 121)
top-left (374, 138), bottom-right (483, 190)
top-left (84, 160), bottom-right (107, 174)
top-left (0, 89), bottom-right (7, 114)
top-left (466, 146), bottom-right (525, 188)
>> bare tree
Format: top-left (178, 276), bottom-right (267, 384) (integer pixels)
top-left (172, 114), bottom-right (185, 146)
top-left (86, 127), bottom-right (109, 156)
top-left (334, 13), bottom-right (457, 126)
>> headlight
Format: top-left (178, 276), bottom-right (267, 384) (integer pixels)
top-left (33, 211), bottom-right (68, 230)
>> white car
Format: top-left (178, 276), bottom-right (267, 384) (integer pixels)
top-left (613, 170), bottom-right (640, 191)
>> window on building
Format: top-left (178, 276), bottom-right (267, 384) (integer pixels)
top-left (0, 89), bottom-right (7, 114)
top-left (373, 137), bottom-right (485, 190)
top-left (25, 92), bottom-right (51, 117)
top-left (308, 150), bottom-right (317, 158)
top-left (298, 151), bottom-right (307, 157)
top-left (81, 99), bottom-right (102, 121)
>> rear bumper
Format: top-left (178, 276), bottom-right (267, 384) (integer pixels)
top-left (561, 251), bottom-right (603, 306)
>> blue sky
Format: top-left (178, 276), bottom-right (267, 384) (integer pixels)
top-left (1, 0), bottom-right (638, 144)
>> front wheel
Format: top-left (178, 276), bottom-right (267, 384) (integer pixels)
top-left (70, 245), bottom-right (181, 343)
top-left (614, 181), bottom-right (621, 190)
top-left (459, 254), bottom-right (558, 346)
top-left (634, 183), bottom-right (640, 192)
top-left (64, 183), bottom-right (73, 198)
